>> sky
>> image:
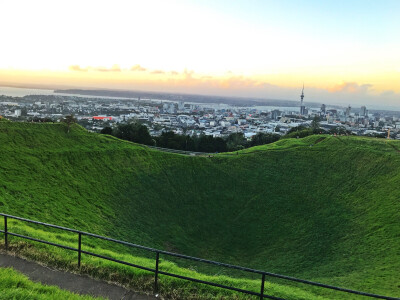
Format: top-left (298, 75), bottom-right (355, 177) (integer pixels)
top-left (0, 0), bottom-right (399, 108)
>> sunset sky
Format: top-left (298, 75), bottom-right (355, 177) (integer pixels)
top-left (1, 0), bottom-right (399, 108)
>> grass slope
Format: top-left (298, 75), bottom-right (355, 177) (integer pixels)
top-left (0, 122), bottom-right (399, 299)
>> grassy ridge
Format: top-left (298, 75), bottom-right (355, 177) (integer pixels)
top-left (0, 122), bottom-right (399, 299)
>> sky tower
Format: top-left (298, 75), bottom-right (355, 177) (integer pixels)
top-left (300, 84), bottom-right (305, 115)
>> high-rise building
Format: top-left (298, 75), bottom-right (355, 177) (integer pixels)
top-left (271, 109), bottom-right (280, 120)
top-left (345, 105), bottom-right (351, 117)
top-left (321, 104), bottom-right (326, 114)
top-left (300, 84), bottom-right (305, 115)
top-left (360, 106), bottom-right (367, 117)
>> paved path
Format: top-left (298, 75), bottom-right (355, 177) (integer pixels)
top-left (0, 253), bottom-right (157, 300)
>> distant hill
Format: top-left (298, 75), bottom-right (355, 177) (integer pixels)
top-left (54, 88), bottom-right (322, 107)
top-left (0, 122), bottom-right (399, 298)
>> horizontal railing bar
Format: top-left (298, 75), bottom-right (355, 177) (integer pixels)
top-left (83, 230), bottom-right (275, 277)
top-left (158, 270), bottom-right (285, 300)
top-left (81, 250), bottom-right (155, 273)
top-left (158, 250), bottom-right (265, 274)
top-left (1, 230), bottom-right (78, 252)
top-left (0, 213), bottom-right (81, 234)
top-left (85, 248), bottom-right (282, 299)
top-left (0, 213), bottom-right (266, 274)
top-left (1, 213), bottom-right (398, 300)
top-left (80, 232), bottom-right (160, 253)
top-left (261, 273), bottom-right (399, 300)
top-left (83, 230), bottom-right (268, 274)
top-left (0, 227), bottom-right (277, 299)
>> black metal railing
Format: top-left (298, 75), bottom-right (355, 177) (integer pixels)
top-left (0, 213), bottom-right (398, 300)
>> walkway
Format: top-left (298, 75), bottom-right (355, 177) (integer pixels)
top-left (0, 253), bottom-right (156, 300)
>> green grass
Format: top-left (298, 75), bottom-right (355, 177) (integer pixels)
top-left (0, 267), bottom-right (101, 299)
top-left (0, 122), bottom-right (399, 299)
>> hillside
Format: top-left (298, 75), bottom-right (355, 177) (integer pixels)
top-left (0, 122), bottom-right (399, 299)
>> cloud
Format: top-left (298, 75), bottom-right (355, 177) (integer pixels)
top-left (380, 90), bottom-right (395, 97)
top-left (150, 69), bottom-right (165, 75)
top-left (199, 74), bottom-right (272, 90)
top-left (164, 69), bottom-right (275, 92)
top-left (64, 65), bottom-right (400, 108)
top-left (183, 68), bottom-right (195, 78)
top-left (214, 76), bottom-right (256, 89)
top-left (328, 82), bottom-right (373, 94)
top-left (69, 64), bottom-right (121, 72)
top-left (69, 64), bottom-right (177, 76)
top-left (130, 64), bottom-right (146, 72)
top-left (94, 64), bottom-right (121, 72)
top-left (69, 65), bottom-right (88, 72)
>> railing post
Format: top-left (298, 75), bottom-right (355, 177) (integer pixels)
top-left (154, 252), bottom-right (160, 295)
top-left (4, 216), bottom-right (8, 252)
top-left (260, 273), bottom-right (265, 300)
top-left (78, 232), bottom-right (82, 267)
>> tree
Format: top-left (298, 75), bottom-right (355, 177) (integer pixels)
top-left (197, 135), bottom-right (227, 153)
top-left (284, 128), bottom-right (314, 139)
top-left (157, 131), bottom-right (187, 150)
top-left (114, 122), bottom-right (153, 145)
top-left (21, 107), bottom-right (28, 117)
top-left (311, 116), bottom-right (320, 131)
top-left (328, 126), bottom-right (351, 135)
top-left (225, 132), bottom-right (247, 151)
top-left (100, 126), bottom-right (113, 135)
top-left (287, 125), bottom-right (306, 134)
top-left (61, 115), bottom-right (77, 133)
top-left (250, 133), bottom-right (280, 147)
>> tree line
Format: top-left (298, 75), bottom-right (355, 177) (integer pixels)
top-left (101, 123), bottom-right (281, 153)
top-left (99, 116), bottom-right (363, 152)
